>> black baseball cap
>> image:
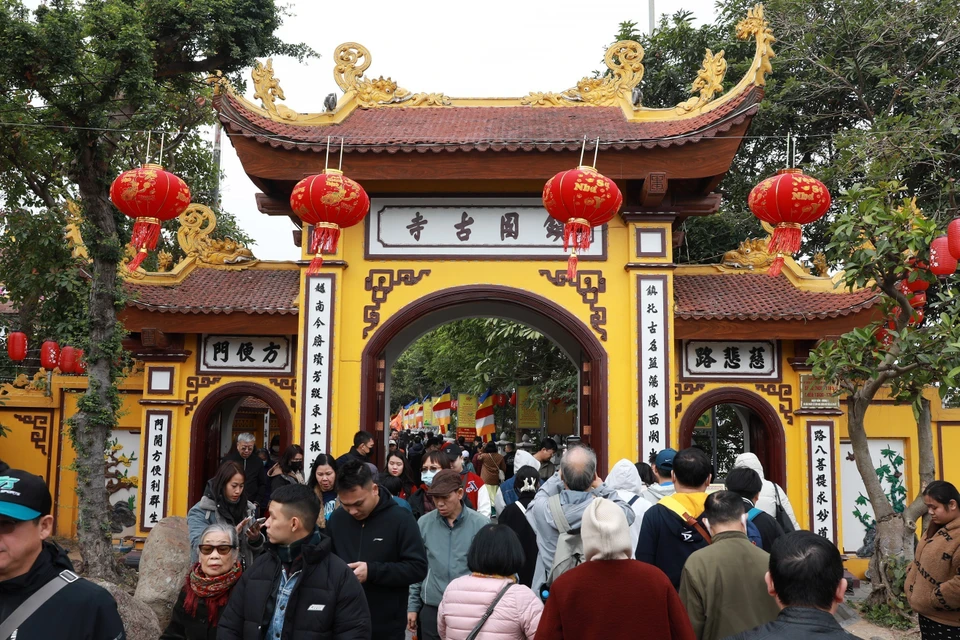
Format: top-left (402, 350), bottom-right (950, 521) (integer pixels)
top-left (0, 469), bottom-right (53, 521)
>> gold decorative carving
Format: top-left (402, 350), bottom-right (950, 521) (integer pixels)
top-left (722, 237), bottom-right (774, 270)
top-left (0, 373), bottom-right (41, 397)
top-left (177, 204), bottom-right (259, 269)
top-left (812, 253), bottom-right (829, 277)
top-left (675, 49), bottom-right (728, 114)
top-left (735, 4), bottom-right (776, 88)
top-left (121, 360), bottom-right (145, 378)
top-left (334, 43), bottom-right (452, 109)
top-left (252, 58), bottom-right (300, 121)
top-left (522, 40), bottom-right (644, 107)
top-left (206, 70), bottom-right (233, 96)
top-left (156, 250), bottom-right (174, 272)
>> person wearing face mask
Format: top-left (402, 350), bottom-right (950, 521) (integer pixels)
top-left (161, 523), bottom-right (244, 640)
top-left (267, 445), bottom-right (306, 496)
top-left (187, 461), bottom-right (264, 568)
top-left (308, 454), bottom-right (339, 529)
top-left (678, 491), bottom-right (778, 640)
top-left (408, 451), bottom-right (451, 521)
top-left (337, 431), bottom-right (375, 469)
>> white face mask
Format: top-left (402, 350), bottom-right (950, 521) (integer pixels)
top-left (421, 470), bottom-right (437, 487)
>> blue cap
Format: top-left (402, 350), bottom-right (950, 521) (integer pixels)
top-left (654, 448), bottom-right (678, 473)
top-left (0, 470), bottom-right (51, 521)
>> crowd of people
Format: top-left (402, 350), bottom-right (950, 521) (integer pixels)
top-left (0, 436), bottom-right (958, 639)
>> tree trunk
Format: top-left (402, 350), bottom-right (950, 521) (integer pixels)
top-left (68, 134), bottom-right (123, 582)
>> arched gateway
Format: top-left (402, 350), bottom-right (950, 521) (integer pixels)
top-left (11, 8), bottom-right (955, 581)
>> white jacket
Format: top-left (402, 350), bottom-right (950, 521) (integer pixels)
top-left (734, 452), bottom-right (801, 530)
top-left (605, 459), bottom-right (653, 555)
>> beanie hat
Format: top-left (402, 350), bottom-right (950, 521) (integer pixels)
top-left (582, 497), bottom-right (632, 562)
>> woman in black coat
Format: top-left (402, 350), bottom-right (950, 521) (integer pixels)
top-left (161, 523), bottom-right (244, 640)
top-left (497, 465), bottom-right (541, 588)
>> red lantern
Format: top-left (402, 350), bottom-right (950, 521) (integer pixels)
top-left (451, 399), bottom-right (459, 411)
top-left (508, 391), bottom-right (517, 407)
top-left (748, 168), bottom-right (831, 277)
top-left (495, 393), bottom-right (507, 407)
top-left (909, 292), bottom-right (926, 309)
top-left (911, 307), bottom-right (925, 326)
top-left (290, 169), bottom-right (370, 273)
top-left (542, 166), bottom-right (622, 279)
top-left (930, 235), bottom-right (958, 276)
top-left (75, 349), bottom-right (86, 375)
top-left (6, 331), bottom-right (27, 362)
top-left (59, 346), bottom-right (78, 375)
top-left (948, 218), bottom-right (960, 260)
top-left (110, 164), bottom-right (191, 271)
top-left (40, 340), bottom-right (60, 371)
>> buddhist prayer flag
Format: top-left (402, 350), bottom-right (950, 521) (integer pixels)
top-left (403, 400), bottom-right (416, 429)
top-left (416, 401), bottom-right (425, 429)
top-left (433, 386), bottom-right (452, 426)
top-left (390, 411), bottom-right (401, 431)
top-left (475, 388), bottom-right (496, 437)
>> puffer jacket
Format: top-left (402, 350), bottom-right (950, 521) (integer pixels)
top-left (606, 459), bottom-right (653, 555)
top-left (905, 517), bottom-right (960, 626)
top-left (438, 575), bottom-right (542, 640)
top-left (733, 453), bottom-right (800, 530)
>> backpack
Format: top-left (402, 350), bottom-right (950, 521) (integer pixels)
top-left (544, 495), bottom-right (584, 589)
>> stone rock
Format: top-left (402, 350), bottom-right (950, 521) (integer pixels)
top-left (134, 516), bottom-right (191, 629)
top-left (93, 580), bottom-right (161, 640)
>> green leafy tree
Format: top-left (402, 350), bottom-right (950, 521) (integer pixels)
top-left (0, 0), bottom-right (310, 580)
top-left (810, 182), bottom-right (960, 613)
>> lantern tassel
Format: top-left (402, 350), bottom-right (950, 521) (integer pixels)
top-left (308, 223), bottom-right (341, 275)
top-left (766, 223), bottom-right (802, 278)
top-left (768, 255), bottom-right (785, 278)
top-left (567, 251), bottom-right (579, 280)
top-left (563, 218), bottom-right (592, 252)
top-left (127, 217), bottom-right (162, 271)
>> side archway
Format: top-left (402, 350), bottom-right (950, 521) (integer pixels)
top-left (359, 285), bottom-right (609, 471)
top-left (188, 381), bottom-right (293, 506)
top-left (678, 387), bottom-right (786, 488)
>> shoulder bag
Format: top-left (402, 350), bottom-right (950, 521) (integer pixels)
top-left (465, 582), bottom-right (513, 640)
top-left (774, 484), bottom-right (796, 533)
top-left (0, 570), bottom-right (78, 640)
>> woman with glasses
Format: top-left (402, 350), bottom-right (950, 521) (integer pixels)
top-left (161, 523), bottom-right (243, 640)
top-left (187, 461), bottom-right (263, 568)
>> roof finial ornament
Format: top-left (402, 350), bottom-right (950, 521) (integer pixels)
top-left (521, 40), bottom-right (645, 107)
top-left (333, 42), bottom-right (451, 109)
top-left (252, 58), bottom-right (299, 121)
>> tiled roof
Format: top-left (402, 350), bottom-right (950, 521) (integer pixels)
top-left (215, 88), bottom-right (762, 154)
top-left (674, 273), bottom-right (881, 321)
top-left (240, 396), bottom-right (270, 410)
top-left (125, 268), bottom-right (299, 315)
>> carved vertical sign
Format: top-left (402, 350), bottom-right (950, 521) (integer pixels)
top-left (302, 274), bottom-right (336, 457)
top-left (140, 410), bottom-right (171, 530)
top-left (808, 421), bottom-right (837, 543)
top-left (638, 276), bottom-right (670, 461)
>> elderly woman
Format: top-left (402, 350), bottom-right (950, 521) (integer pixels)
top-left (161, 523), bottom-right (244, 640)
top-left (187, 461), bottom-right (263, 567)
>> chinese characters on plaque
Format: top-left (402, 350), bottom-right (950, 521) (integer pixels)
top-left (199, 335), bottom-right (293, 375)
top-left (367, 199), bottom-right (604, 258)
top-left (807, 422), bottom-right (837, 543)
top-left (639, 277), bottom-right (669, 460)
top-left (140, 411), bottom-right (170, 531)
top-left (302, 274), bottom-right (335, 457)
top-left (681, 340), bottom-right (779, 381)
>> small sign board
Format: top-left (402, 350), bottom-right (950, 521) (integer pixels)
top-left (517, 386), bottom-right (542, 429)
top-left (456, 394), bottom-right (477, 433)
top-left (199, 334), bottom-right (293, 375)
top-left (800, 374), bottom-right (840, 410)
top-left (681, 340), bottom-right (779, 381)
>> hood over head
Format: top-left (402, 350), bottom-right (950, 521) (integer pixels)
top-left (582, 498), bottom-right (632, 561)
top-left (606, 459), bottom-right (644, 494)
top-left (734, 452), bottom-right (766, 480)
top-left (513, 449), bottom-right (540, 473)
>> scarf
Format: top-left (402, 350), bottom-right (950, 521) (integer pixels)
top-left (183, 561), bottom-right (242, 626)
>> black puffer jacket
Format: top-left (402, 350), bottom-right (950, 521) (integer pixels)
top-left (0, 541), bottom-right (125, 640)
top-left (159, 589), bottom-right (219, 640)
top-left (216, 529), bottom-right (371, 640)
top-left (327, 487), bottom-right (427, 639)
top-left (723, 606), bottom-right (861, 640)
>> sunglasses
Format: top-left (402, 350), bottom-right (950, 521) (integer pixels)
top-left (198, 544), bottom-right (237, 556)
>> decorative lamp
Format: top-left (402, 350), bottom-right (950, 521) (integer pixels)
top-left (748, 168), bottom-right (831, 277)
top-left (948, 218), bottom-right (960, 260)
top-left (542, 166), bottom-right (622, 279)
top-left (7, 331), bottom-right (27, 362)
top-left (496, 393), bottom-right (507, 407)
top-left (930, 236), bottom-right (958, 276)
top-left (110, 164), bottom-right (191, 270)
top-left (40, 340), bottom-right (60, 371)
top-left (290, 169), bottom-right (370, 273)
top-left (75, 349), bottom-right (86, 375)
top-left (508, 391), bottom-right (517, 407)
top-left (909, 292), bottom-right (926, 309)
top-left (59, 346), bottom-right (78, 375)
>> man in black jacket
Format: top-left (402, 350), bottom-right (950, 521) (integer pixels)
top-left (336, 432), bottom-right (374, 469)
top-left (725, 467), bottom-right (785, 551)
top-left (217, 483), bottom-right (371, 640)
top-left (0, 469), bottom-right (125, 639)
top-left (724, 531), bottom-right (858, 640)
top-left (221, 432), bottom-right (268, 511)
top-left (327, 461), bottom-right (427, 639)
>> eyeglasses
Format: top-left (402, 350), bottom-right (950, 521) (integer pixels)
top-left (0, 519), bottom-right (27, 535)
top-left (198, 544), bottom-right (237, 556)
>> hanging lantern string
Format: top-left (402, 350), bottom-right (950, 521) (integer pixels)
top-left (339, 137), bottom-right (344, 172)
top-left (145, 131), bottom-right (151, 165)
top-left (593, 136), bottom-right (600, 168)
top-left (158, 131), bottom-right (165, 167)
top-left (325, 135), bottom-right (331, 172)
top-left (578, 135), bottom-right (586, 166)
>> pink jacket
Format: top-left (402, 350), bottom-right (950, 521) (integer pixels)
top-left (438, 574), bottom-right (543, 640)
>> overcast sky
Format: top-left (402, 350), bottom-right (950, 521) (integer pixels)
top-left (220, 0), bottom-right (719, 260)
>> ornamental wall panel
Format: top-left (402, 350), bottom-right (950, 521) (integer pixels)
top-left (638, 275), bottom-right (670, 461)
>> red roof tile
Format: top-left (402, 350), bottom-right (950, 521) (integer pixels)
top-left (215, 88), bottom-right (762, 154)
top-left (674, 273), bottom-right (881, 321)
top-left (125, 268), bottom-right (299, 315)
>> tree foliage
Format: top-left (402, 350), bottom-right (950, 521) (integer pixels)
top-left (0, 0), bottom-right (310, 579)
